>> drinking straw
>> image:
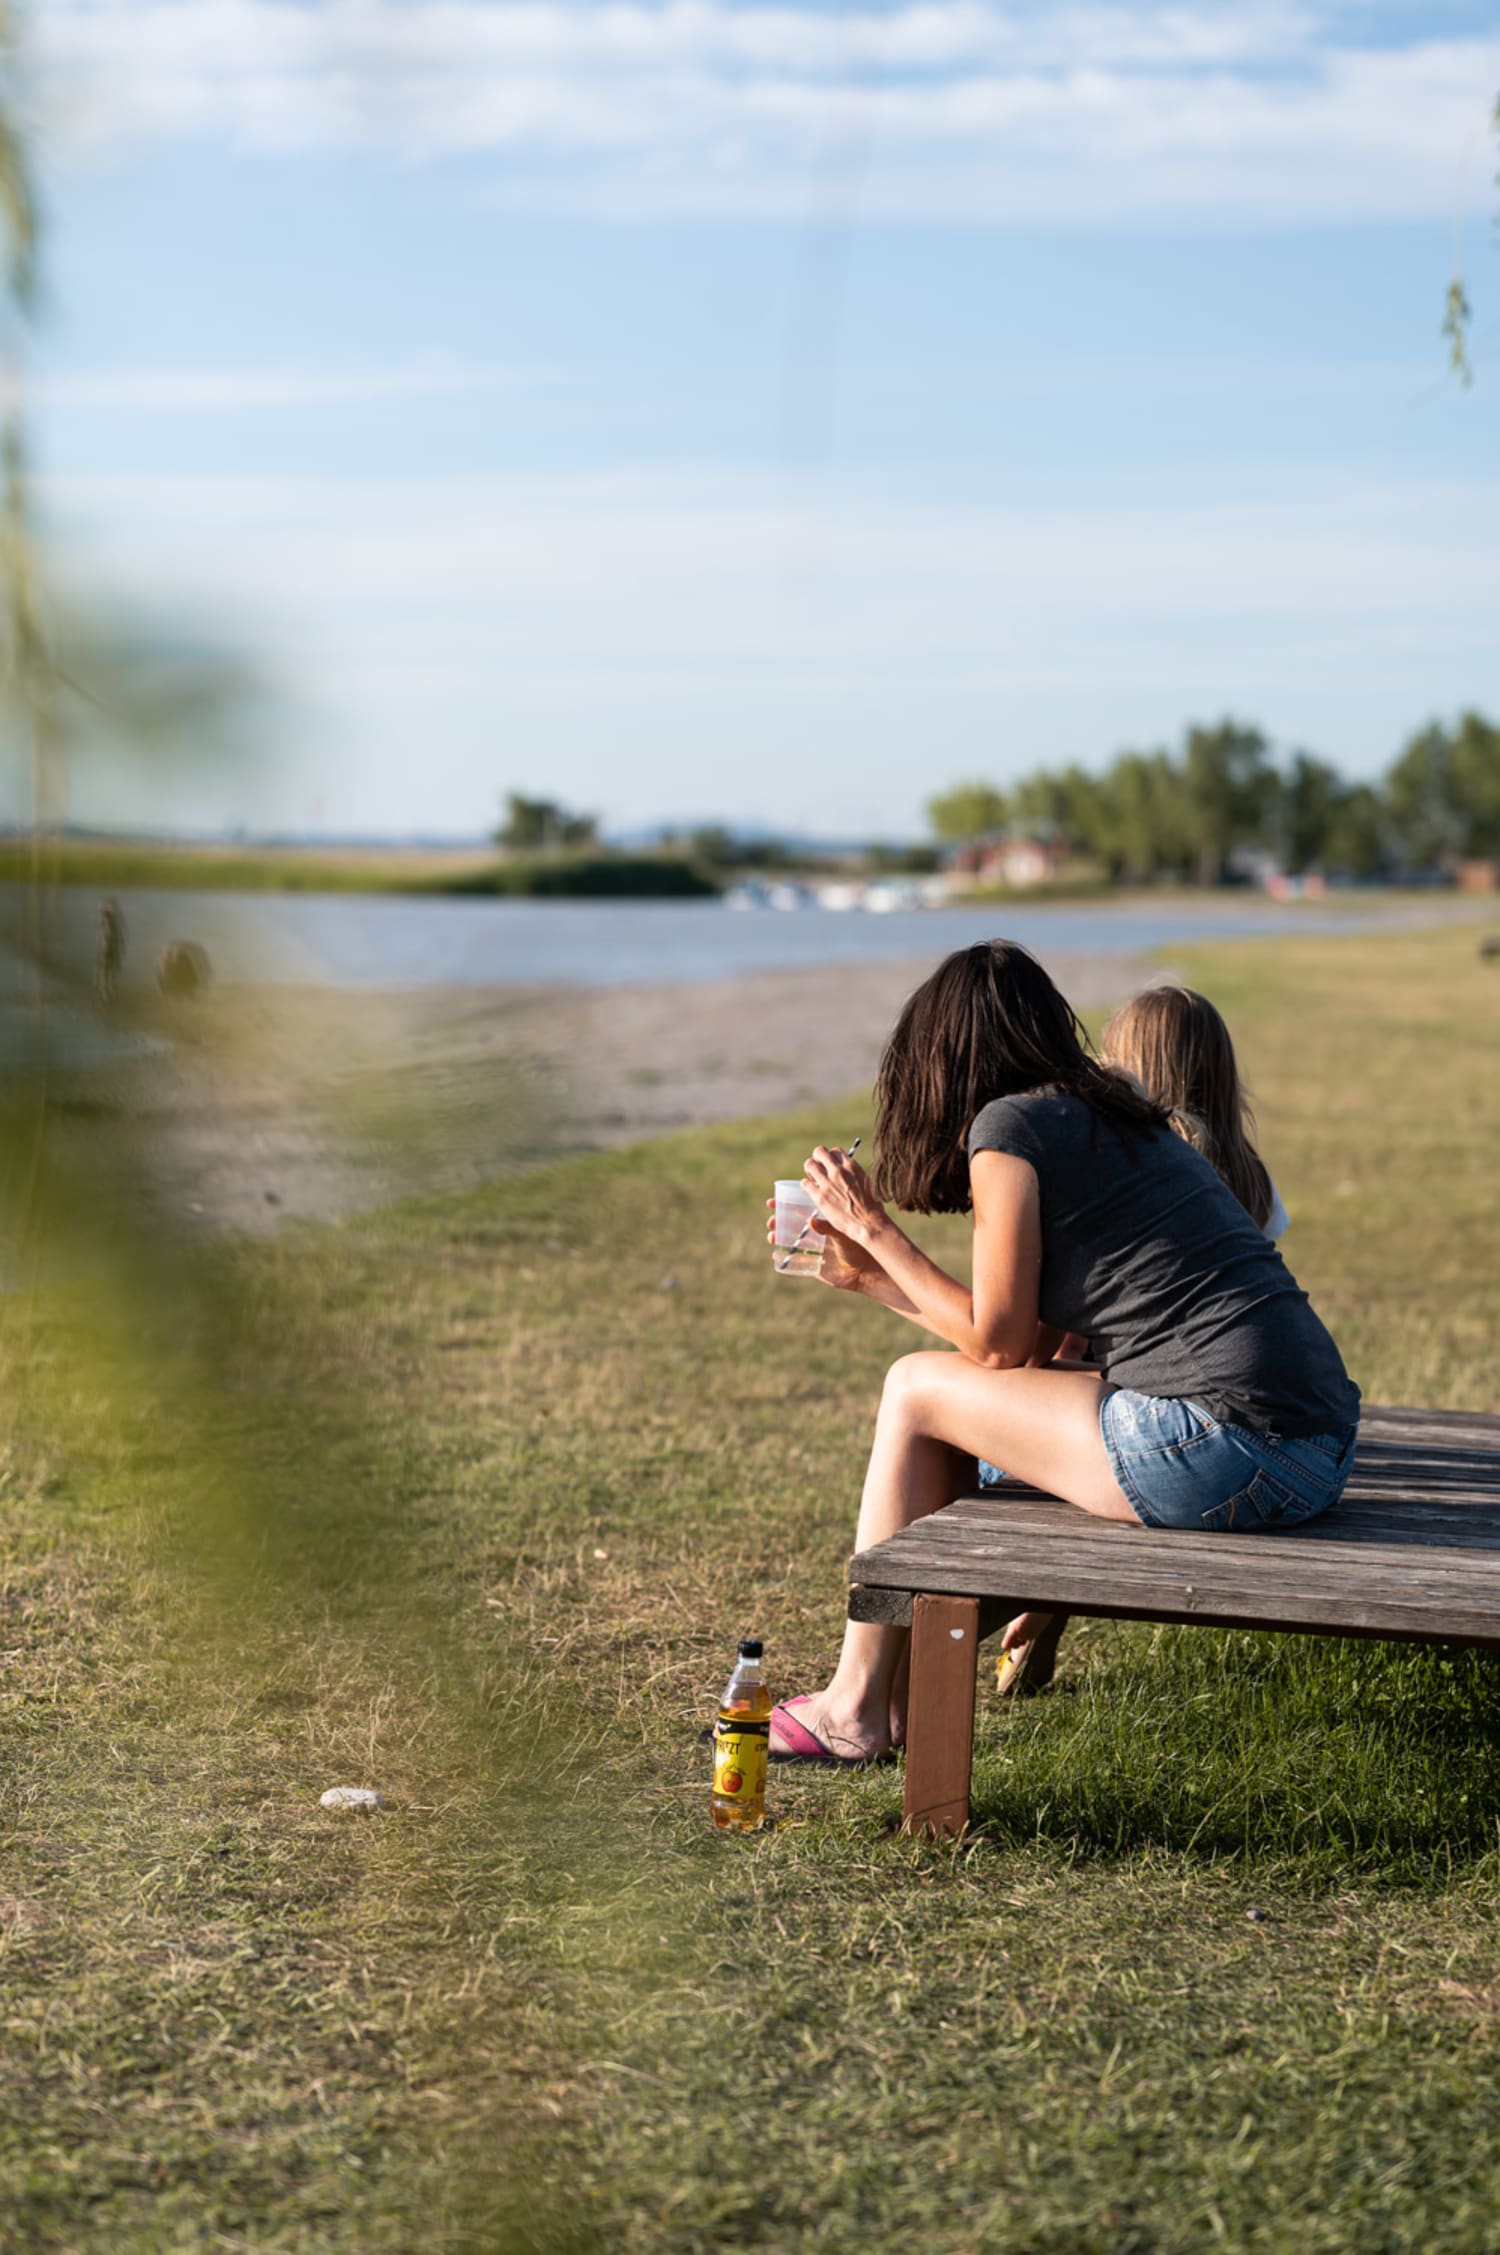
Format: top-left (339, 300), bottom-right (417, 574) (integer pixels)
top-left (775, 1138), bottom-right (861, 1271)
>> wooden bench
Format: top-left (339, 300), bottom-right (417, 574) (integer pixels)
top-left (848, 1405), bottom-right (1500, 1838)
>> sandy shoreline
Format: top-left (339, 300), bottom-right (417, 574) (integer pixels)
top-left (53, 947), bottom-right (1156, 1236)
top-left (37, 894), bottom-right (1498, 1236)
top-left (508, 948), bottom-right (1152, 1152)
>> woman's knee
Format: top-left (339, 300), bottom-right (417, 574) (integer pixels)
top-left (879, 1351), bottom-right (953, 1423)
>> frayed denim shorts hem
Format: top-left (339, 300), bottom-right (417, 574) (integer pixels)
top-left (1098, 1388), bottom-right (1358, 1534)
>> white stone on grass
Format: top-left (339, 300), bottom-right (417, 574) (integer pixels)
top-left (319, 1786), bottom-right (384, 1813)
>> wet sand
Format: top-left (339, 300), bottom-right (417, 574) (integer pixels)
top-left (56, 948), bottom-right (1153, 1236)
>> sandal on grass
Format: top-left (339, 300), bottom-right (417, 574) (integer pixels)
top-left (767, 1695), bottom-right (895, 1769)
top-left (994, 1613), bottom-right (1069, 1699)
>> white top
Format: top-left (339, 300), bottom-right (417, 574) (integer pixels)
top-left (1264, 1173), bottom-right (1290, 1241)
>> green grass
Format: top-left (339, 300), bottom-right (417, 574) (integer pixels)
top-left (0, 840), bottom-right (718, 897)
top-left (3, 922), bottom-right (1500, 2250)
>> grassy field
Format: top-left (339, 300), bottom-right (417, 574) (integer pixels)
top-left (1, 836), bottom-right (499, 892)
top-left (2, 922), bottom-right (1499, 2251)
top-left (0, 839), bottom-right (717, 897)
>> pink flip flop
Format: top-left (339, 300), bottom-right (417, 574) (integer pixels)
top-left (767, 1695), bottom-right (894, 1769)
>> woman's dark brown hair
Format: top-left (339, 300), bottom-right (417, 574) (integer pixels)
top-left (1101, 984), bottom-right (1274, 1229)
top-left (874, 940), bottom-right (1168, 1214)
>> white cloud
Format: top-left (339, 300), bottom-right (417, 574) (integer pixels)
top-left (46, 461), bottom-right (1500, 678)
top-left (32, 1), bottom-right (1500, 222)
top-left (31, 354), bottom-right (526, 411)
top-left (39, 458), bottom-right (1500, 829)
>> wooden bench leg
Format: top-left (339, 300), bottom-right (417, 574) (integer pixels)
top-left (902, 1593), bottom-right (979, 1839)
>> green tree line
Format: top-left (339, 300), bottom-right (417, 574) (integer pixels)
top-left (928, 713), bottom-right (1500, 884)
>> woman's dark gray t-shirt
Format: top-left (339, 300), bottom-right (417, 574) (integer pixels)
top-left (967, 1089), bottom-right (1359, 1439)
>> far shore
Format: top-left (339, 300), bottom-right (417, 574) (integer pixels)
top-left (3, 838), bottom-right (1489, 910)
top-left (0, 838), bottom-right (714, 899)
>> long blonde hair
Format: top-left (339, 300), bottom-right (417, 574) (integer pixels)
top-left (1102, 985), bottom-right (1273, 1228)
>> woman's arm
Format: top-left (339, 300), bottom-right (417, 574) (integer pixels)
top-left (814, 1229), bottom-right (947, 1333)
top-left (823, 1239), bottom-right (1061, 1364)
top-left (801, 1144), bottom-right (1042, 1368)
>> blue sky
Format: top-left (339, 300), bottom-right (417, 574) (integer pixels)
top-left (22, 0), bottom-right (1500, 839)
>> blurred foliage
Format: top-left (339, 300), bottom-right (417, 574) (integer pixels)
top-left (1444, 275), bottom-right (1473, 389)
top-left (0, 31), bottom-right (33, 309)
top-left (0, 11), bottom-right (255, 844)
top-left (50, 601), bottom-right (259, 758)
top-left (0, 12), bottom-right (653, 2245)
top-left (1443, 94), bottom-right (1499, 388)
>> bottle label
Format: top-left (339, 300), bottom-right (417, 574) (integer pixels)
top-left (712, 1717), bottom-right (769, 1806)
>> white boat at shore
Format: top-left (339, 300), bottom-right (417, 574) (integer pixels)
top-left (724, 878), bottom-right (820, 910)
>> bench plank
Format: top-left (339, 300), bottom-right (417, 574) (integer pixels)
top-left (1356, 1405), bottom-right (1500, 1447)
top-left (853, 1512), bottom-right (1500, 1636)
top-left (847, 1405), bottom-right (1500, 1837)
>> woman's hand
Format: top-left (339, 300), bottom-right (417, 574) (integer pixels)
top-left (815, 1225), bottom-right (883, 1292)
top-left (765, 1197), bottom-right (885, 1296)
top-left (802, 1144), bottom-right (889, 1249)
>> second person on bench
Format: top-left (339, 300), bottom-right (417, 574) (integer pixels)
top-left (991, 980), bottom-right (1295, 1697)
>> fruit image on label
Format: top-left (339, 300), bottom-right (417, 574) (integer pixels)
top-left (713, 1724), bottom-right (768, 1807)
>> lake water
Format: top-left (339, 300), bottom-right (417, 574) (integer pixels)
top-left (3, 886), bottom-right (1416, 992)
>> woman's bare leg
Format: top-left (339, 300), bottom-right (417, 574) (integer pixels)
top-left (773, 1352), bottom-right (1133, 1760)
top-left (887, 1638), bottom-right (911, 1750)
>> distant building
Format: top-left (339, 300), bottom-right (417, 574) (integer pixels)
top-left (1456, 859), bottom-right (1500, 894)
top-left (947, 833), bottom-right (1069, 890)
top-left (1263, 870), bottom-right (1328, 900)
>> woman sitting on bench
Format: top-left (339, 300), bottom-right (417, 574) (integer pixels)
top-left (767, 939), bottom-right (1360, 1768)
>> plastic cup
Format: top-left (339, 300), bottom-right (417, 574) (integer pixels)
top-left (772, 1179), bottom-right (823, 1279)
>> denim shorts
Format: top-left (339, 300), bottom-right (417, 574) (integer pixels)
top-left (1098, 1389), bottom-right (1358, 1533)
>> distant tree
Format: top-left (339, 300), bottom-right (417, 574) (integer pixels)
top-left (1106, 749), bottom-right (1193, 882)
top-left (869, 841), bottom-right (940, 875)
top-left (735, 834), bottom-right (793, 870)
top-left (1385, 724), bottom-right (1463, 865)
top-left (1005, 762), bottom-right (1114, 864)
top-left (1276, 752), bottom-right (1349, 874)
top-left (926, 782), bottom-right (1009, 844)
top-left (921, 710), bottom-right (1500, 891)
top-left (1008, 770), bottom-right (1069, 832)
top-left (1322, 781), bottom-right (1387, 880)
top-left (1055, 763), bottom-right (1114, 863)
top-left (1448, 711), bottom-right (1500, 857)
top-left (684, 824), bottom-right (737, 866)
top-left (1385, 711), bottom-right (1500, 865)
top-left (496, 793), bottom-right (598, 852)
top-left (1182, 720), bottom-right (1276, 884)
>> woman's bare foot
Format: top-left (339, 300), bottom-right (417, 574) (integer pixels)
top-left (888, 1646), bottom-right (910, 1752)
top-left (769, 1690), bottom-right (891, 1763)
